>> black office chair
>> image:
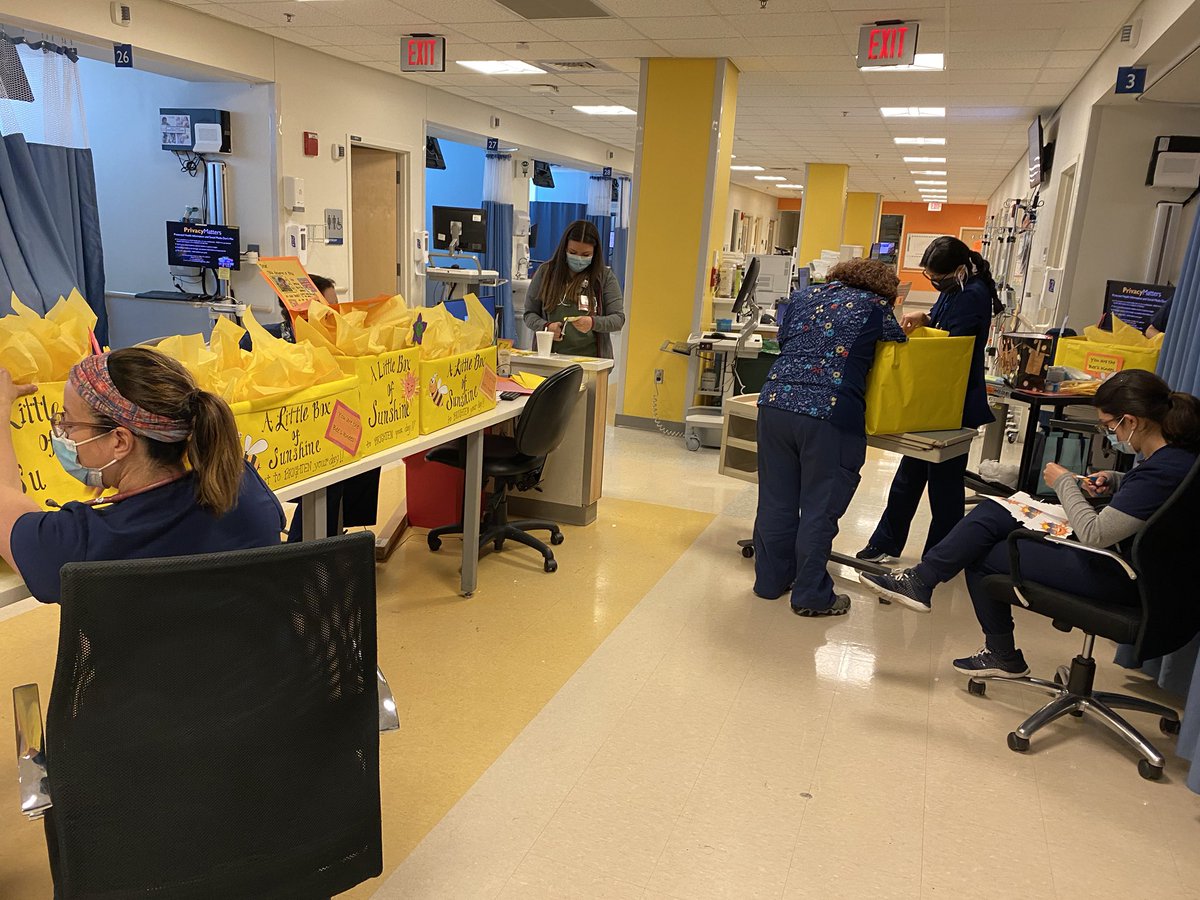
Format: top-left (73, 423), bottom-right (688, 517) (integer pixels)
top-left (12, 533), bottom-right (397, 899)
top-left (426, 365), bottom-right (584, 573)
top-left (969, 457), bottom-right (1200, 780)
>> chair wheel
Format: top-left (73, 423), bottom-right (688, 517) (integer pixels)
top-left (967, 679), bottom-right (987, 697)
top-left (544, 559), bottom-right (558, 573)
top-left (1007, 732), bottom-right (1030, 752)
top-left (1160, 716), bottom-right (1182, 736)
top-left (428, 535), bottom-right (442, 552)
top-left (741, 545), bottom-right (754, 559)
top-left (550, 532), bottom-right (565, 546)
top-left (1138, 759), bottom-right (1164, 781)
top-left (494, 539), bottom-right (504, 552)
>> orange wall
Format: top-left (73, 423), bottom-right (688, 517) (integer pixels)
top-left (777, 198), bottom-right (802, 211)
top-left (881, 202), bottom-right (986, 290)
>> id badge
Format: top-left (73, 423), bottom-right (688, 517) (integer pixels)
top-left (579, 294), bottom-right (590, 313)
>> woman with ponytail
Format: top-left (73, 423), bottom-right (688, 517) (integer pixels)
top-left (857, 235), bottom-right (1001, 564)
top-left (862, 369), bottom-right (1200, 677)
top-left (0, 349), bottom-right (284, 603)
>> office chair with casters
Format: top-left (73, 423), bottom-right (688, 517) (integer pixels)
top-left (12, 533), bottom-right (398, 899)
top-left (968, 457), bottom-right (1200, 780)
top-left (426, 364), bottom-right (584, 573)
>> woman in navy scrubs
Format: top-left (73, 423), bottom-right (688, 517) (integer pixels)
top-left (0, 349), bottom-right (284, 604)
top-left (862, 370), bottom-right (1200, 676)
top-left (754, 258), bottom-right (906, 617)
top-left (857, 236), bottom-right (1001, 563)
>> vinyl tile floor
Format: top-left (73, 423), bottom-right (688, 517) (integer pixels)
top-left (1, 429), bottom-right (1198, 900)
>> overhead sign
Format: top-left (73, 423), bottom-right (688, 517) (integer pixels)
top-left (486, 137), bottom-right (500, 151)
top-left (401, 35), bottom-right (445, 72)
top-left (1115, 66), bottom-right (1146, 95)
top-left (926, 201), bottom-right (942, 212)
top-left (602, 166), bottom-right (613, 177)
top-left (114, 43), bottom-right (133, 68)
top-left (857, 21), bottom-right (918, 68)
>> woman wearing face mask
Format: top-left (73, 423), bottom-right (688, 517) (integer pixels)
top-left (0, 350), bottom-right (284, 604)
top-left (857, 235), bottom-right (1002, 564)
top-left (861, 370), bottom-right (1200, 676)
top-left (522, 219), bottom-right (625, 359)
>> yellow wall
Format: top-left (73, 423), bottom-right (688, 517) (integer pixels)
top-left (843, 192), bottom-right (881, 257)
top-left (797, 163), bottom-right (848, 267)
top-left (623, 59), bottom-right (728, 421)
top-left (702, 61), bottom-right (739, 331)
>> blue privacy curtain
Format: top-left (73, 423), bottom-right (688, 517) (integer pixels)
top-left (0, 38), bottom-right (107, 343)
top-left (1116, 207), bottom-right (1200, 793)
top-left (610, 176), bottom-right (631, 291)
top-left (481, 152), bottom-right (514, 340)
top-left (529, 201), bottom-right (587, 273)
top-left (586, 175), bottom-right (613, 269)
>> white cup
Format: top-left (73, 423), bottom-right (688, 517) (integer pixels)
top-left (535, 330), bottom-right (553, 357)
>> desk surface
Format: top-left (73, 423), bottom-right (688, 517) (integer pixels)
top-left (0, 397), bottom-right (531, 609)
top-left (509, 352), bottom-right (614, 373)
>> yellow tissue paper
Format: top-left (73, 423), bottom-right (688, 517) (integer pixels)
top-left (0, 290), bottom-right (97, 384)
top-left (1083, 315), bottom-right (1153, 348)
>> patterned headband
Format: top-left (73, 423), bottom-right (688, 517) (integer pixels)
top-left (69, 354), bottom-right (193, 443)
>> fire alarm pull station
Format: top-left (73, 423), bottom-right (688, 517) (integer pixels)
top-left (303, 132), bottom-right (319, 157)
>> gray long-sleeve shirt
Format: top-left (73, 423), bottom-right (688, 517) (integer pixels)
top-left (1052, 470), bottom-right (1140, 548)
top-left (522, 264), bottom-right (625, 359)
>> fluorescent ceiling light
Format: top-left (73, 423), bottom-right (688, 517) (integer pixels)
top-left (755, 175), bottom-right (786, 181)
top-left (911, 170), bottom-right (947, 175)
top-left (861, 52), bottom-right (944, 72)
top-left (895, 137), bottom-right (946, 146)
top-left (731, 165), bottom-right (764, 171)
top-left (777, 184), bottom-right (804, 189)
top-left (914, 180), bottom-right (947, 185)
top-left (920, 190), bottom-right (948, 195)
top-left (572, 105), bottom-right (636, 116)
top-left (881, 107), bottom-right (945, 118)
top-left (457, 60), bottom-right (545, 75)
top-left (903, 156), bottom-right (946, 163)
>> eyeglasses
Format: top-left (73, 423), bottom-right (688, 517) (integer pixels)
top-left (1095, 415), bottom-right (1126, 436)
top-left (50, 411), bottom-right (112, 440)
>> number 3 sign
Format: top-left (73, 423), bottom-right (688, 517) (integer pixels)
top-left (1116, 66), bottom-right (1146, 95)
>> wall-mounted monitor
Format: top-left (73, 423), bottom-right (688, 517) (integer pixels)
top-left (1028, 116), bottom-right (1045, 188)
top-left (532, 160), bottom-right (555, 188)
top-left (426, 136), bottom-right (446, 170)
top-left (166, 222), bottom-right (240, 270)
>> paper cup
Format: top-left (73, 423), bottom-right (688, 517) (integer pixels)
top-left (535, 330), bottom-right (553, 357)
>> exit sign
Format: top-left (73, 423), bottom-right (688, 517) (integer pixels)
top-left (927, 201), bottom-right (942, 211)
top-left (401, 35), bottom-right (445, 72)
top-left (857, 21), bottom-right (919, 68)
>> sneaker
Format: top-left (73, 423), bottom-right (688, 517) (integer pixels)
top-left (793, 594), bottom-right (851, 617)
top-left (855, 544), bottom-right (894, 564)
top-left (952, 647), bottom-right (1030, 678)
top-left (858, 569), bottom-right (933, 613)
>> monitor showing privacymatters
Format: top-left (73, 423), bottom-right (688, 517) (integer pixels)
top-left (1103, 280), bottom-right (1173, 333)
top-left (166, 222), bottom-right (240, 270)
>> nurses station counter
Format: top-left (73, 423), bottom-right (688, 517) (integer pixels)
top-left (506, 352), bottom-right (612, 526)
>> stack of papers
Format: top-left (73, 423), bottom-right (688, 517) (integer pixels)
top-left (985, 492), bottom-right (1073, 538)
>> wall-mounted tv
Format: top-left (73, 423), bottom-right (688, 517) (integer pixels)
top-left (1028, 116), bottom-right (1045, 188)
top-left (532, 160), bottom-right (555, 188)
top-left (426, 136), bottom-right (446, 170)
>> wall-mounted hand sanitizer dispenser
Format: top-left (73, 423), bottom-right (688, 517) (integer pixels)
top-left (285, 223), bottom-right (308, 265)
top-left (282, 176), bottom-right (305, 213)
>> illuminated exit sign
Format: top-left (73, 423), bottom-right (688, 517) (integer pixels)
top-left (857, 21), bottom-right (919, 68)
top-left (401, 34), bottom-right (445, 72)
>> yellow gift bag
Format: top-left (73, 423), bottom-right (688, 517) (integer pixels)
top-left (864, 327), bottom-right (973, 435)
top-left (1053, 315), bottom-right (1162, 377)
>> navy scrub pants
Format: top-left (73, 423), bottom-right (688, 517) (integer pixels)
top-left (753, 406), bottom-right (866, 611)
top-left (868, 454), bottom-right (969, 557)
top-left (913, 502), bottom-right (1138, 651)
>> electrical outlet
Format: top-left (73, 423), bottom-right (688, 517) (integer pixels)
top-left (654, 369), bottom-right (664, 384)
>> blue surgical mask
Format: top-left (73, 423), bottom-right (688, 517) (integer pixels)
top-left (566, 253), bottom-right (592, 273)
top-left (51, 431), bottom-right (115, 488)
top-left (1105, 415), bottom-right (1137, 455)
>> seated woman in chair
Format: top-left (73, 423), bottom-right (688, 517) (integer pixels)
top-left (861, 370), bottom-right (1200, 676)
top-left (0, 349), bottom-right (285, 604)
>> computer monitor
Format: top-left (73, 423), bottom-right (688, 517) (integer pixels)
top-left (731, 256), bottom-right (760, 318)
top-left (870, 241), bottom-right (898, 264)
top-left (166, 221), bottom-right (240, 270)
top-left (432, 206), bottom-right (487, 253)
top-left (532, 160), bottom-right (554, 188)
top-left (1102, 280), bottom-right (1174, 332)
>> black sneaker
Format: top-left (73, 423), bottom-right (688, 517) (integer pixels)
top-left (858, 569), bottom-right (933, 613)
top-left (953, 647), bottom-right (1030, 678)
top-left (855, 544), bottom-right (894, 564)
top-left (793, 594), bottom-right (851, 617)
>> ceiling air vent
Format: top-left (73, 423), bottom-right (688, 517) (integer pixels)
top-left (1119, 20), bottom-right (1141, 47)
top-left (537, 59), bottom-right (617, 74)
top-left (494, 0), bottom-right (609, 19)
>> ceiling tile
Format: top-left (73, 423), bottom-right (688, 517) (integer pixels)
top-left (396, 0), bottom-right (523, 22)
top-left (536, 17), bottom-right (649, 41)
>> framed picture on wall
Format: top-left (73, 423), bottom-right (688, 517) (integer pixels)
top-left (903, 233), bottom-right (941, 270)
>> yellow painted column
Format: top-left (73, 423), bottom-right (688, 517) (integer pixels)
top-left (843, 192), bottom-right (882, 257)
top-left (796, 163), bottom-right (849, 268)
top-left (618, 58), bottom-right (738, 426)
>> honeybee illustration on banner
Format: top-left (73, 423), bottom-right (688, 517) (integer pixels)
top-left (428, 374), bottom-right (449, 406)
top-left (242, 434), bottom-right (269, 469)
